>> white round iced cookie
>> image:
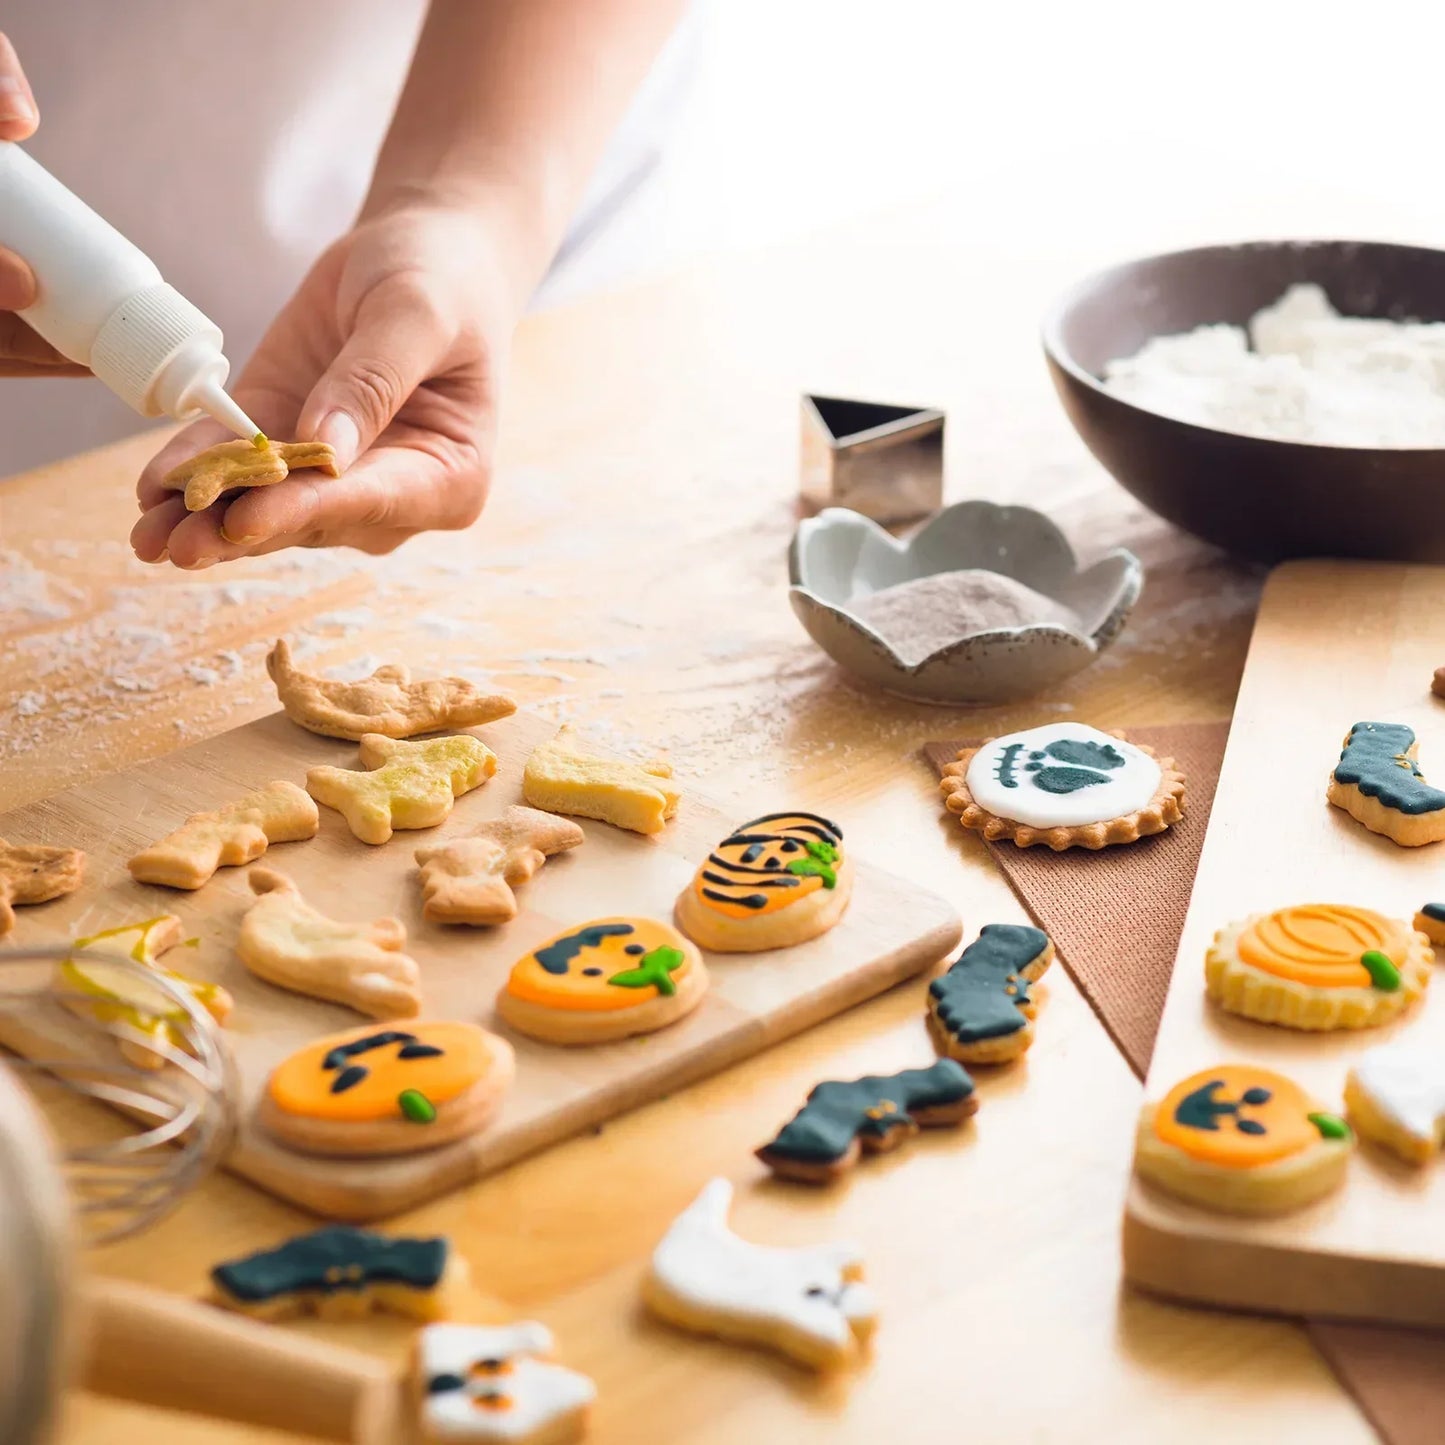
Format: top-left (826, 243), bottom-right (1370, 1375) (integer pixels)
top-left (963, 722), bottom-right (1162, 829)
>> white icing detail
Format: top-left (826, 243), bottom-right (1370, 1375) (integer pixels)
top-left (649, 1178), bottom-right (876, 1354)
top-left (964, 722), bottom-right (1161, 829)
top-left (418, 1322), bottom-right (596, 1442)
top-left (1352, 1043), bottom-right (1445, 1148)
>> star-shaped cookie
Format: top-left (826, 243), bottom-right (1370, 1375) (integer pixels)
top-left (307, 733), bottom-right (497, 845)
top-left (415, 805), bottom-right (585, 924)
top-left (162, 439), bottom-right (340, 511)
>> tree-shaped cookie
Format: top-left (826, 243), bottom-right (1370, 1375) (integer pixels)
top-left (522, 725), bottom-right (680, 834)
top-left (307, 734), bottom-right (496, 845)
top-left (238, 868), bottom-right (422, 1018)
top-left (128, 780), bottom-right (319, 889)
top-left (0, 838), bottom-right (84, 934)
top-left (60, 915), bottom-right (233, 1070)
top-left (162, 439), bottom-right (339, 511)
top-left (415, 805), bottom-right (585, 925)
top-left (267, 638), bottom-right (516, 741)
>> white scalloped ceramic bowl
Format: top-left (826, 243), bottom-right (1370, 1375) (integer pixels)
top-left (788, 502), bottom-right (1142, 705)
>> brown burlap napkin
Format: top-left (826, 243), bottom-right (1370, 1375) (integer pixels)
top-left (927, 724), bottom-right (1444, 1445)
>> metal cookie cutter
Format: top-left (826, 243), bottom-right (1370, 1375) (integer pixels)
top-left (800, 394), bottom-right (945, 525)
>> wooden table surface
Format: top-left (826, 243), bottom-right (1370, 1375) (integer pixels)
top-left (0, 194), bottom-right (1375, 1443)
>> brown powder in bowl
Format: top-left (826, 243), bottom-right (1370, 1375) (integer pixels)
top-left (848, 569), bottom-right (1081, 666)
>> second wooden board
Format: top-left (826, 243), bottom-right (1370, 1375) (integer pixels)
top-left (0, 708), bottom-right (962, 1220)
top-left (1124, 559), bottom-right (1445, 1326)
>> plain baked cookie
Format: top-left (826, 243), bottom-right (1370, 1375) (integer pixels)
top-left (755, 1059), bottom-right (976, 1183)
top-left (211, 1225), bottom-right (467, 1323)
top-left (415, 1322), bottom-right (595, 1444)
top-left (0, 838), bottom-right (84, 934)
top-left (643, 1178), bottom-right (878, 1371)
top-left (258, 1021), bottom-right (514, 1157)
top-left (1205, 903), bottom-right (1432, 1031)
top-left (522, 725), bottom-right (680, 834)
top-left (1134, 1064), bottom-right (1352, 1215)
top-left (675, 811), bottom-right (853, 952)
top-left (940, 722), bottom-right (1185, 851)
top-left (1345, 1041), bottom-right (1445, 1165)
top-left (496, 916), bottom-right (707, 1045)
top-left (1327, 721), bottom-right (1445, 847)
top-left (926, 923), bottom-right (1054, 1065)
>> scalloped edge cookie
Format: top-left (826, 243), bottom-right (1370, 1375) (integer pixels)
top-left (938, 729), bottom-right (1185, 851)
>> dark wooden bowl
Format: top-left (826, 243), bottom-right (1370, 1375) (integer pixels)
top-left (1042, 240), bottom-right (1445, 562)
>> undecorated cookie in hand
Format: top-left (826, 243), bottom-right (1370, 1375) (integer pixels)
top-left (496, 917), bottom-right (707, 1045)
top-left (522, 725), bottom-right (679, 834)
top-left (644, 1177), bottom-right (878, 1371)
top-left (416, 1321), bottom-right (595, 1445)
top-left (307, 733), bottom-right (496, 845)
top-left (1135, 1064), bottom-right (1352, 1215)
top-left (163, 438), bottom-right (339, 511)
top-left (258, 1021), bottom-right (514, 1158)
top-left (212, 1225), bottom-right (467, 1323)
top-left (940, 722), bottom-right (1185, 851)
top-left (60, 915), bottom-right (232, 1071)
top-left (675, 812), bottom-right (852, 952)
top-left (1328, 721), bottom-right (1445, 846)
top-left (415, 805), bottom-right (585, 925)
top-left (267, 637), bottom-right (516, 741)
top-left (756, 1059), bottom-right (977, 1184)
top-left (238, 868), bottom-right (421, 1019)
top-left (1345, 1042), bottom-right (1445, 1165)
top-left (927, 923), bottom-right (1054, 1065)
top-left (128, 780), bottom-right (319, 889)
top-left (1206, 903), bottom-right (1431, 1031)
top-left (0, 838), bottom-right (84, 935)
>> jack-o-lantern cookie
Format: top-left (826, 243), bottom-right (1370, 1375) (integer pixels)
top-left (940, 722), bottom-right (1185, 851)
top-left (1206, 904), bottom-right (1432, 1031)
top-left (258, 1022), bottom-right (514, 1157)
top-left (1328, 721), bottom-right (1445, 847)
top-left (496, 917), bottom-right (708, 1045)
top-left (1135, 1064), bottom-right (1353, 1215)
top-left (675, 811), bottom-right (853, 952)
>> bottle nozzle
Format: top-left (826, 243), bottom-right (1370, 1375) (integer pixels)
top-left (188, 376), bottom-right (263, 445)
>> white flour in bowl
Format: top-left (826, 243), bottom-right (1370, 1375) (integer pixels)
top-left (848, 569), bottom-right (1080, 666)
top-left (1103, 283), bottom-right (1445, 447)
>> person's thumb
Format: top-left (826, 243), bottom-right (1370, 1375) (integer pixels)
top-left (297, 274), bottom-right (454, 469)
top-left (0, 33), bottom-right (39, 141)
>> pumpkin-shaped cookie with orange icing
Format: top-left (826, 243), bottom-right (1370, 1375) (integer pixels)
top-left (1205, 903), bottom-right (1432, 1031)
top-left (258, 1021), bottom-right (514, 1157)
top-left (497, 916), bottom-right (708, 1045)
top-left (1134, 1064), bottom-right (1352, 1215)
top-left (675, 812), bottom-right (854, 952)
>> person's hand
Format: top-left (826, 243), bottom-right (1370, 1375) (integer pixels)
top-left (0, 31), bottom-right (88, 378)
top-left (131, 202), bottom-right (522, 565)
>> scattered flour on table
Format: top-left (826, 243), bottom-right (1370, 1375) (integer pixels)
top-left (848, 569), bottom-right (1080, 666)
top-left (1104, 282), bottom-right (1445, 446)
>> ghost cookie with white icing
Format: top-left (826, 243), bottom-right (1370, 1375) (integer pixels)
top-left (415, 1321), bottom-right (595, 1444)
top-left (1345, 1042), bottom-right (1445, 1165)
top-left (940, 722), bottom-right (1186, 851)
top-left (643, 1177), bottom-right (877, 1370)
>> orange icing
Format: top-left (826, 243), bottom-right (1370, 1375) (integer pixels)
top-left (267, 1021), bottom-right (492, 1121)
top-left (1235, 904), bottom-right (1407, 989)
top-left (503, 916), bottom-right (693, 1012)
top-left (1153, 1065), bottom-right (1320, 1168)
top-left (693, 813), bottom-right (840, 920)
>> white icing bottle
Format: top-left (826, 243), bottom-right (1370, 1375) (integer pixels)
top-left (0, 141), bottom-right (260, 439)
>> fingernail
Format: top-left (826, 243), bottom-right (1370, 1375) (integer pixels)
top-left (0, 77), bottom-right (37, 126)
top-left (222, 524), bottom-right (264, 545)
top-left (184, 556), bottom-right (218, 571)
top-left (316, 411), bottom-right (360, 469)
top-left (138, 547), bottom-right (169, 566)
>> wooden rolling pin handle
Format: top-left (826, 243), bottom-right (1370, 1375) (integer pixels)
top-left (79, 1277), bottom-right (414, 1444)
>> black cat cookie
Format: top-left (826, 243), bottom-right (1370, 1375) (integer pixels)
top-left (927, 923), bottom-right (1054, 1065)
top-left (755, 1059), bottom-right (977, 1183)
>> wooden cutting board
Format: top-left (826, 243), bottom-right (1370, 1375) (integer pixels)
top-left (1123, 559), bottom-right (1445, 1326)
top-left (0, 708), bottom-right (962, 1221)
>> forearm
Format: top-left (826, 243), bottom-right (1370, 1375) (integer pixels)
top-left (363, 0), bottom-right (685, 301)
